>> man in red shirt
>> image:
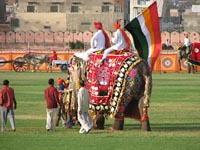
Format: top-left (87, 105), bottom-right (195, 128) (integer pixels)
top-left (0, 80), bottom-right (17, 132)
top-left (47, 50), bottom-right (58, 72)
top-left (50, 50), bottom-right (57, 63)
top-left (44, 78), bottom-right (61, 131)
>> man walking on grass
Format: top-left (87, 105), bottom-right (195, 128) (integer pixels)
top-left (0, 80), bottom-right (17, 132)
top-left (77, 80), bottom-right (93, 134)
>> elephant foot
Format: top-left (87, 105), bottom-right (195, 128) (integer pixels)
top-left (95, 114), bottom-right (105, 130)
top-left (109, 126), bottom-right (115, 131)
top-left (141, 120), bottom-right (151, 131)
top-left (95, 126), bottom-right (104, 130)
top-left (111, 119), bottom-right (124, 130)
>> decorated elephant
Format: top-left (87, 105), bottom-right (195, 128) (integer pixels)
top-left (177, 44), bottom-right (195, 73)
top-left (68, 52), bottom-right (152, 131)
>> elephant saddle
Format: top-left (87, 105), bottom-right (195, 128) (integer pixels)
top-left (85, 52), bottom-right (141, 112)
top-left (188, 42), bottom-right (200, 66)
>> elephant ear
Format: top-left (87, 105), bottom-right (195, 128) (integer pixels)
top-left (109, 55), bottom-right (142, 117)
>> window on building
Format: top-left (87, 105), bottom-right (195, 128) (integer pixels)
top-left (114, 5), bottom-right (122, 12)
top-left (138, 0), bottom-right (151, 5)
top-left (71, 5), bottom-right (79, 12)
top-left (50, 5), bottom-right (59, 12)
top-left (44, 26), bottom-right (51, 29)
top-left (102, 5), bottom-right (109, 12)
top-left (81, 22), bottom-right (91, 25)
top-left (135, 7), bottom-right (144, 15)
top-left (27, 5), bottom-right (35, 12)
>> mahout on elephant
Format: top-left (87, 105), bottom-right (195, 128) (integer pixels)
top-left (68, 52), bottom-right (152, 131)
top-left (177, 42), bottom-right (200, 73)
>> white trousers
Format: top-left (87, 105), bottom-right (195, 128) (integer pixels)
top-left (86, 48), bottom-right (99, 55)
top-left (46, 108), bottom-right (58, 131)
top-left (102, 47), bottom-right (116, 60)
top-left (1, 106), bottom-right (16, 132)
top-left (78, 112), bottom-right (93, 133)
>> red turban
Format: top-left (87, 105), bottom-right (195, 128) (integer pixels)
top-left (113, 22), bottom-right (120, 29)
top-left (113, 19), bottom-right (121, 29)
top-left (94, 22), bottom-right (102, 30)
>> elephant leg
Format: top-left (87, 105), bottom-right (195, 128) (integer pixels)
top-left (178, 58), bottom-right (181, 71)
top-left (89, 111), bottom-right (105, 130)
top-left (109, 119), bottom-right (124, 131)
top-left (95, 113), bottom-right (105, 130)
top-left (191, 65), bottom-right (195, 74)
top-left (37, 66), bottom-right (40, 72)
top-left (187, 64), bottom-right (195, 74)
top-left (33, 66), bottom-right (36, 72)
top-left (187, 64), bottom-right (191, 73)
top-left (138, 97), bottom-right (151, 131)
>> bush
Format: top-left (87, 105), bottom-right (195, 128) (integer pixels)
top-left (75, 41), bottom-right (84, 49)
top-left (69, 42), bottom-right (75, 49)
top-left (69, 41), bottom-right (84, 49)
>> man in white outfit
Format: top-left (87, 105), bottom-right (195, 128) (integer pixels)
top-left (184, 33), bottom-right (190, 51)
top-left (101, 19), bottom-right (131, 64)
top-left (179, 33), bottom-right (191, 58)
top-left (74, 22), bottom-right (110, 61)
top-left (77, 80), bottom-right (93, 134)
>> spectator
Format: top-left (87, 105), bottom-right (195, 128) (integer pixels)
top-left (0, 80), bottom-right (17, 132)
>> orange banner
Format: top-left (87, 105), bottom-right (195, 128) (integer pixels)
top-left (0, 54), bottom-right (12, 70)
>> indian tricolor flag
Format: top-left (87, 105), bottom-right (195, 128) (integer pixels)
top-left (125, 1), bottom-right (161, 72)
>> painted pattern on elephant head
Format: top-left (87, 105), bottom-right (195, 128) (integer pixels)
top-left (113, 67), bottom-right (146, 118)
top-left (109, 55), bottom-right (152, 119)
top-left (124, 68), bottom-right (144, 101)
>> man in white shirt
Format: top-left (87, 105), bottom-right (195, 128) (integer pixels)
top-left (74, 22), bottom-right (110, 61)
top-left (77, 80), bottom-right (93, 134)
top-left (184, 33), bottom-right (190, 48)
top-left (181, 33), bottom-right (191, 56)
top-left (101, 19), bottom-right (131, 64)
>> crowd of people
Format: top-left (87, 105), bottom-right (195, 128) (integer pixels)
top-left (44, 77), bottom-right (93, 133)
top-left (0, 76), bottom-right (93, 134)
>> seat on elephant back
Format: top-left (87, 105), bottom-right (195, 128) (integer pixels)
top-left (85, 51), bottom-right (140, 113)
top-left (188, 42), bottom-right (200, 66)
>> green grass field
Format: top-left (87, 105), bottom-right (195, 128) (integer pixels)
top-left (0, 71), bottom-right (200, 150)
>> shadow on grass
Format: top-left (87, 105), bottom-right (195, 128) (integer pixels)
top-left (121, 122), bottom-right (200, 132)
top-left (150, 123), bottom-right (200, 132)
